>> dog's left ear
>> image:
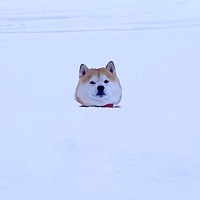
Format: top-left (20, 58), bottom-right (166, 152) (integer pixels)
top-left (79, 64), bottom-right (88, 78)
top-left (106, 61), bottom-right (116, 74)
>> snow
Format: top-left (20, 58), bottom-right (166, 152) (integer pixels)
top-left (0, 0), bottom-right (200, 199)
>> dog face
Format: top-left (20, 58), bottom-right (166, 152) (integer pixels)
top-left (75, 61), bottom-right (122, 107)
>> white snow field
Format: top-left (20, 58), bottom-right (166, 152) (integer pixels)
top-left (0, 0), bottom-right (200, 199)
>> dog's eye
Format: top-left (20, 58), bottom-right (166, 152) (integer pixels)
top-left (104, 80), bottom-right (109, 83)
top-left (89, 81), bottom-right (95, 84)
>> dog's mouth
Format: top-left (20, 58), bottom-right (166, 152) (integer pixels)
top-left (92, 91), bottom-right (109, 98)
top-left (96, 91), bottom-right (106, 97)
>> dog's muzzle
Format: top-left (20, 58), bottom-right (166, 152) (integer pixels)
top-left (96, 85), bottom-right (105, 96)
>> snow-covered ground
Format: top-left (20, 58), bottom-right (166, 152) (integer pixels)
top-left (0, 0), bottom-right (200, 199)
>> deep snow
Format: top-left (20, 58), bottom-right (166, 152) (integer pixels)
top-left (0, 0), bottom-right (200, 200)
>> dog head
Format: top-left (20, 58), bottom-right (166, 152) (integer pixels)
top-left (75, 61), bottom-right (122, 107)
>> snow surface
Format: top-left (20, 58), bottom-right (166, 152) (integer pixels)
top-left (0, 0), bottom-right (200, 199)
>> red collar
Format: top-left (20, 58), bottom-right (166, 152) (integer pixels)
top-left (102, 104), bottom-right (114, 108)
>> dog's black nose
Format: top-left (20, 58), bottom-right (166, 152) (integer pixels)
top-left (97, 85), bottom-right (105, 92)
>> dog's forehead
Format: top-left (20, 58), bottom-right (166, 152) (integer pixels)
top-left (80, 68), bottom-right (115, 83)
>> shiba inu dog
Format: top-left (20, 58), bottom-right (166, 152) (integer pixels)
top-left (75, 61), bottom-right (122, 107)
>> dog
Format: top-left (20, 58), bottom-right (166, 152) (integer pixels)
top-left (75, 61), bottom-right (122, 107)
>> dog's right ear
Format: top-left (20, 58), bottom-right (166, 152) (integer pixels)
top-left (79, 64), bottom-right (88, 78)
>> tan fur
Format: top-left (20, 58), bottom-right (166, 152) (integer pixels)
top-left (80, 68), bottom-right (117, 84)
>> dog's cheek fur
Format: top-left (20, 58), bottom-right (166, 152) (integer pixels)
top-left (75, 94), bottom-right (83, 105)
top-left (75, 83), bottom-right (90, 106)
